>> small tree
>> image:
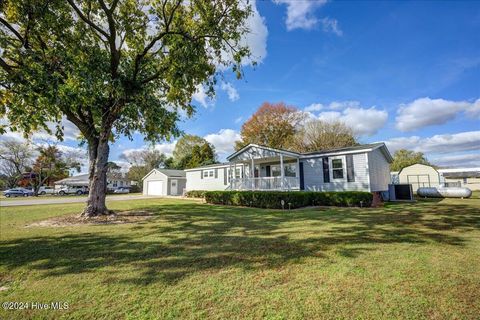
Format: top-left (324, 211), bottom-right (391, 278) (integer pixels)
top-left (0, 139), bottom-right (34, 188)
top-left (27, 145), bottom-right (82, 195)
top-left (292, 120), bottom-right (358, 152)
top-left (0, 0), bottom-right (252, 216)
top-left (390, 149), bottom-right (431, 172)
top-left (235, 102), bottom-right (306, 150)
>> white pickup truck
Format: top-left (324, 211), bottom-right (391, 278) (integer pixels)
top-left (56, 186), bottom-right (89, 195)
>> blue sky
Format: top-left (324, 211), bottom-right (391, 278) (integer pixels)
top-left (3, 0), bottom-right (479, 169)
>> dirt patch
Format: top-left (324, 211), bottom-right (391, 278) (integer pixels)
top-left (26, 210), bottom-right (154, 227)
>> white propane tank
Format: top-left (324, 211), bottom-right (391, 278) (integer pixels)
top-left (417, 187), bottom-right (472, 198)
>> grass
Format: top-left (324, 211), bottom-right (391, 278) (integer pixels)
top-left (0, 192), bottom-right (142, 201)
top-left (0, 197), bottom-right (479, 319)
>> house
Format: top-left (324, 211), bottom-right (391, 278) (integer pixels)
top-left (54, 172), bottom-right (131, 191)
top-left (142, 169), bottom-right (187, 196)
top-left (393, 163), bottom-right (442, 192)
top-left (185, 143), bottom-right (393, 193)
top-left (438, 167), bottom-right (480, 190)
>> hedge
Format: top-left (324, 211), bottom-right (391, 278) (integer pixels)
top-left (185, 190), bottom-right (207, 198)
top-left (204, 191), bottom-right (373, 209)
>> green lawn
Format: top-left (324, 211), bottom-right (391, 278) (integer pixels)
top-left (0, 197), bottom-right (479, 319)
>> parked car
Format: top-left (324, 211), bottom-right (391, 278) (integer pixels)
top-left (38, 186), bottom-right (55, 195)
top-left (113, 187), bottom-right (130, 194)
top-left (3, 188), bottom-right (34, 197)
top-left (56, 186), bottom-right (88, 195)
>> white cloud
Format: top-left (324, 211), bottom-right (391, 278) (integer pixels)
top-left (204, 129), bottom-right (240, 158)
top-left (120, 141), bottom-right (177, 162)
top-left (273, 0), bottom-right (328, 31)
top-left (220, 82), bottom-right (240, 101)
top-left (306, 102), bottom-right (388, 136)
top-left (431, 153), bottom-right (480, 168)
top-left (192, 85), bottom-right (214, 108)
top-left (385, 131), bottom-right (480, 154)
top-left (154, 141), bottom-right (177, 157)
top-left (1, 116), bottom-right (80, 142)
top-left (304, 103), bottom-right (324, 112)
top-left (320, 17), bottom-right (343, 36)
top-left (395, 97), bottom-right (480, 132)
top-left (242, 0), bottom-right (268, 65)
top-left (234, 116), bottom-right (244, 124)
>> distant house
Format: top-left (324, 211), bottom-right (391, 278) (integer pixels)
top-left (185, 143), bottom-right (393, 193)
top-left (438, 168), bottom-right (480, 190)
top-left (54, 173), bottom-right (131, 191)
top-left (142, 169), bottom-right (186, 196)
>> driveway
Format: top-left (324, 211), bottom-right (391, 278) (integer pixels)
top-left (0, 194), bottom-right (163, 207)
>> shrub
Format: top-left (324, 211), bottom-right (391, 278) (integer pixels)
top-left (185, 190), bottom-right (207, 198)
top-left (204, 191), bottom-right (373, 209)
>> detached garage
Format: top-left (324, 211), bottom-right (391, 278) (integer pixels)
top-left (142, 169), bottom-right (186, 196)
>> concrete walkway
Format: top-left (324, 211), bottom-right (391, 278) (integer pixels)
top-left (0, 194), bottom-right (167, 207)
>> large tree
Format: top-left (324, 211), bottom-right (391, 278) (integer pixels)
top-left (176, 141), bottom-right (216, 169)
top-left (235, 102), bottom-right (306, 150)
top-left (0, 0), bottom-right (252, 216)
top-left (292, 119), bottom-right (358, 153)
top-left (0, 139), bottom-right (34, 188)
top-left (172, 134), bottom-right (216, 168)
top-left (390, 149), bottom-right (431, 172)
top-left (173, 134), bottom-right (208, 161)
top-left (121, 148), bottom-right (167, 188)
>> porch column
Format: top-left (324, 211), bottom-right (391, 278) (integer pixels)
top-left (251, 157), bottom-right (254, 190)
top-left (280, 154), bottom-right (284, 190)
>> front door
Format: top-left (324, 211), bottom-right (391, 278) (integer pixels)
top-left (170, 179), bottom-right (178, 195)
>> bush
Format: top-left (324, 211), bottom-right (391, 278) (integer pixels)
top-left (204, 191), bottom-right (373, 209)
top-left (185, 190), bottom-right (207, 198)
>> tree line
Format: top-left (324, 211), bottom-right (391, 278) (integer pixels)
top-left (0, 140), bottom-right (83, 194)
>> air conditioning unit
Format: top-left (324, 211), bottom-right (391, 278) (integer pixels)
top-left (388, 184), bottom-right (414, 201)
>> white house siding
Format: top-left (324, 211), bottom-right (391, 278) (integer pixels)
top-left (367, 148), bottom-right (391, 192)
top-left (143, 171), bottom-right (168, 196)
top-left (302, 152), bottom-right (370, 192)
top-left (186, 166), bottom-right (229, 191)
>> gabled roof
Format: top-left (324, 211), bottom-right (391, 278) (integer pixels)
top-left (227, 144), bottom-right (300, 161)
top-left (226, 142), bottom-right (393, 163)
top-left (300, 142), bottom-right (393, 162)
top-left (142, 168), bottom-right (186, 180)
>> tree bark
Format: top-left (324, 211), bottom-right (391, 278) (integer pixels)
top-left (81, 137), bottom-right (112, 217)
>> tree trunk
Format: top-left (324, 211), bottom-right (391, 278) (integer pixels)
top-left (81, 138), bottom-right (112, 217)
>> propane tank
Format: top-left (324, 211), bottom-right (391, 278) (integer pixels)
top-left (417, 187), bottom-right (472, 198)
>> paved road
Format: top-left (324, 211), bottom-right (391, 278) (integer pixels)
top-left (0, 194), bottom-right (163, 207)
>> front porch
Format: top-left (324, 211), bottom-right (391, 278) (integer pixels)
top-left (227, 144), bottom-right (301, 191)
top-left (230, 176), bottom-right (300, 191)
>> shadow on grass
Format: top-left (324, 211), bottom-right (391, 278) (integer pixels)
top-left (0, 199), bottom-right (479, 285)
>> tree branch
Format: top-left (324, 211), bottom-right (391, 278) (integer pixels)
top-left (65, 0), bottom-right (109, 38)
top-left (0, 17), bottom-right (24, 43)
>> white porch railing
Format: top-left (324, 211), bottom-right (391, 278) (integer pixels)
top-left (230, 177), bottom-right (300, 191)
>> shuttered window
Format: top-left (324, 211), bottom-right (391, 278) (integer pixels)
top-left (346, 154), bottom-right (355, 182)
top-left (322, 157), bottom-right (330, 183)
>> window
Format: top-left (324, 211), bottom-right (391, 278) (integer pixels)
top-left (235, 168), bottom-right (241, 178)
top-left (203, 170), bottom-right (215, 178)
top-left (463, 178), bottom-right (467, 184)
top-left (284, 163), bottom-right (296, 177)
top-left (331, 158), bottom-right (344, 179)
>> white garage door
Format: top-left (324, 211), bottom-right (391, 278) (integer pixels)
top-left (147, 180), bottom-right (164, 196)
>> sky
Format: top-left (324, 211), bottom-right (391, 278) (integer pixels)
top-left (2, 0), bottom-right (480, 170)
